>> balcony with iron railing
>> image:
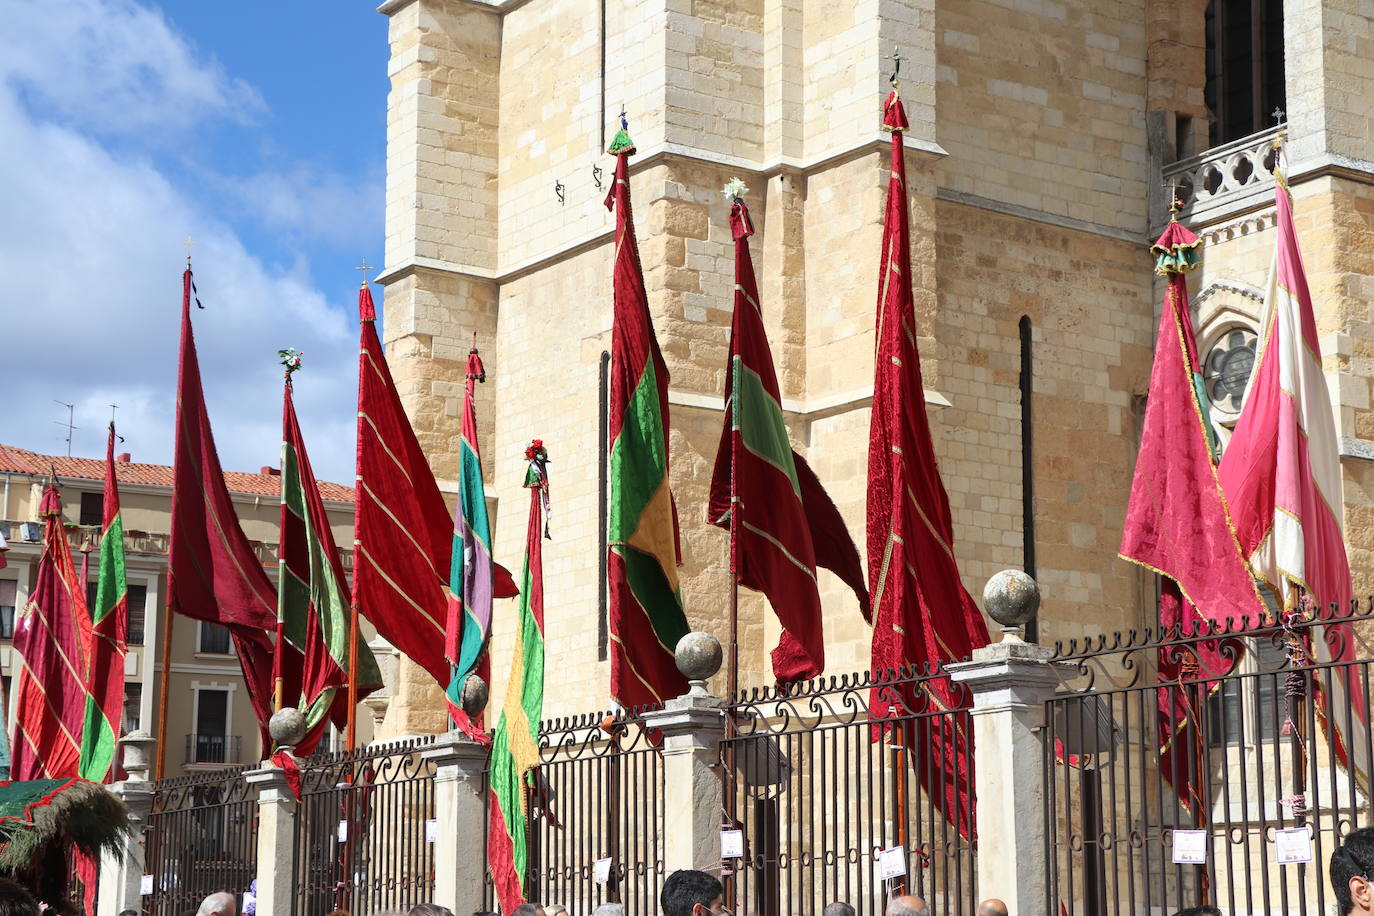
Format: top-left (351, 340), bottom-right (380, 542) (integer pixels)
top-left (1159, 123), bottom-right (1283, 232)
top-left (0, 520), bottom-right (353, 570)
top-left (185, 733), bottom-right (243, 766)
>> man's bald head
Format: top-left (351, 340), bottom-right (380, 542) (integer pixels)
top-left (977, 900), bottom-right (1009, 916)
top-left (196, 893), bottom-right (236, 916)
top-left (884, 896), bottom-right (928, 916)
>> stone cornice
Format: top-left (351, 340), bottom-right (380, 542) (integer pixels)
top-left (936, 188), bottom-right (1144, 245)
top-left (377, 0), bottom-right (531, 15)
top-left (377, 137), bottom-right (948, 289)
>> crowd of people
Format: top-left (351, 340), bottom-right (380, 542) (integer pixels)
top-left (2, 829), bottom-right (1372, 916)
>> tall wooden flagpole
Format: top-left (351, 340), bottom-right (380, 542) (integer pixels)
top-left (155, 239), bottom-right (195, 781)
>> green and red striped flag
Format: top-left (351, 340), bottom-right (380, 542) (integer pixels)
top-left (10, 479), bottom-right (94, 780)
top-left (604, 120), bottom-right (690, 709)
top-left (276, 352), bottom-right (381, 757)
top-left (708, 191), bottom-right (870, 683)
top-left (79, 423), bottom-right (129, 782)
top-left (487, 443), bottom-right (550, 912)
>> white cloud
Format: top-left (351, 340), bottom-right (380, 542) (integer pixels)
top-left (0, 1), bottom-right (363, 485)
top-left (213, 162), bottom-right (387, 253)
top-left (0, 0), bottom-right (263, 134)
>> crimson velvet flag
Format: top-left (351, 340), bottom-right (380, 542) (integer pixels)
top-left (353, 285), bottom-right (518, 692)
top-left (708, 193), bottom-right (870, 682)
top-left (10, 482), bottom-right (94, 780)
top-left (168, 267), bottom-right (276, 747)
top-left (1121, 218), bottom-right (1264, 816)
top-left (866, 91), bottom-right (989, 838)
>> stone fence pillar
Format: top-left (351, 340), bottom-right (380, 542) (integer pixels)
top-left (97, 731), bottom-right (157, 916)
top-left (245, 764), bottom-right (297, 916)
top-left (245, 710), bottom-right (307, 916)
top-left (424, 728), bottom-right (490, 915)
top-left (641, 632), bottom-right (728, 875)
top-left (948, 570), bottom-right (1073, 916)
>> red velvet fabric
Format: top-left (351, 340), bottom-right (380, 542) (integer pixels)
top-left (866, 93), bottom-right (989, 839)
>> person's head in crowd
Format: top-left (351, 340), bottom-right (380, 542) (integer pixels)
top-left (592, 904), bottom-right (625, 916)
top-left (407, 907), bottom-right (455, 916)
top-left (545, 905), bottom-right (567, 916)
top-left (1173, 907), bottom-right (1223, 916)
top-left (0, 879), bottom-right (38, 916)
top-left (823, 903), bottom-right (855, 916)
top-left (119, 911), bottom-right (140, 916)
top-left (884, 897), bottom-right (927, 916)
top-left (661, 869), bottom-right (725, 916)
top-left (977, 900), bottom-right (1009, 916)
top-left (1334, 827), bottom-right (1374, 915)
top-left (511, 904), bottom-right (545, 916)
top-left (195, 893), bottom-right (237, 916)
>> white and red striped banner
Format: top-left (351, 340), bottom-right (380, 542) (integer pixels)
top-left (1218, 182), bottom-right (1368, 789)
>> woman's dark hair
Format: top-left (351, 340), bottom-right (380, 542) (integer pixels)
top-left (0, 879), bottom-right (38, 916)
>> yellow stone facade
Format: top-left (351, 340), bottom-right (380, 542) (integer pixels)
top-left (376, 0), bottom-right (1374, 729)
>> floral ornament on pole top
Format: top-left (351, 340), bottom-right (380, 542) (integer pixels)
top-left (722, 177), bottom-right (749, 202)
top-left (525, 439), bottom-right (552, 538)
top-left (278, 347), bottom-right (304, 379)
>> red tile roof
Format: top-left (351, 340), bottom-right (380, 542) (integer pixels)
top-left (0, 444), bottom-right (355, 503)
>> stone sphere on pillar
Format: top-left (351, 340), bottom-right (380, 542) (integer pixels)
top-left (461, 674), bottom-right (489, 718)
top-left (269, 707), bottom-right (308, 750)
top-left (675, 631), bottom-right (723, 686)
top-left (983, 569), bottom-right (1040, 639)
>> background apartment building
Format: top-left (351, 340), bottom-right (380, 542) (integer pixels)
top-left (0, 445), bottom-right (385, 778)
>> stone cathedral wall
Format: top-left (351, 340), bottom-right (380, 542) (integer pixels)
top-left (378, 0), bottom-right (1374, 730)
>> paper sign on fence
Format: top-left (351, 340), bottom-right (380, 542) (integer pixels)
top-left (594, 857), bottom-right (613, 885)
top-left (1276, 827), bottom-right (1313, 865)
top-left (878, 846), bottom-right (907, 880)
top-left (337, 820), bottom-right (348, 843)
top-left (721, 829), bottom-right (745, 859)
top-left (426, 819), bottom-right (438, 843)
top-left (1172, 829), bottom-right (1207, 864)
top-left (140, 875), bottom-right (154, 896)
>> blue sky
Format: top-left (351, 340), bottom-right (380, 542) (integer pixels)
top-left (0, 0), bottom-right (391, 483)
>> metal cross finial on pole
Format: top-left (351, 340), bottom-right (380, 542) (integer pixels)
top-left (1167, 180), bottom-right (1184, 217)
top-left (53, 400), bottom-right (78, 457)
top-left (183, 236), bottom-right (196, 266)
top-left (356, 257), bottom-right (374, 288)
top-left (1273, 107), bottom-right (1286, 125)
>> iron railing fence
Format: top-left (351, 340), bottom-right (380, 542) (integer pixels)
top-left (722, 666), bottom-right (979, 916)
top-left (294, 735), bottom-right (438, 916)
top-left (484, 706), bottom-right (666, 916)
top-left (144, 764), bottom-right (257, 916)
top-left (1046, 599), bottom-right (1374, 915)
